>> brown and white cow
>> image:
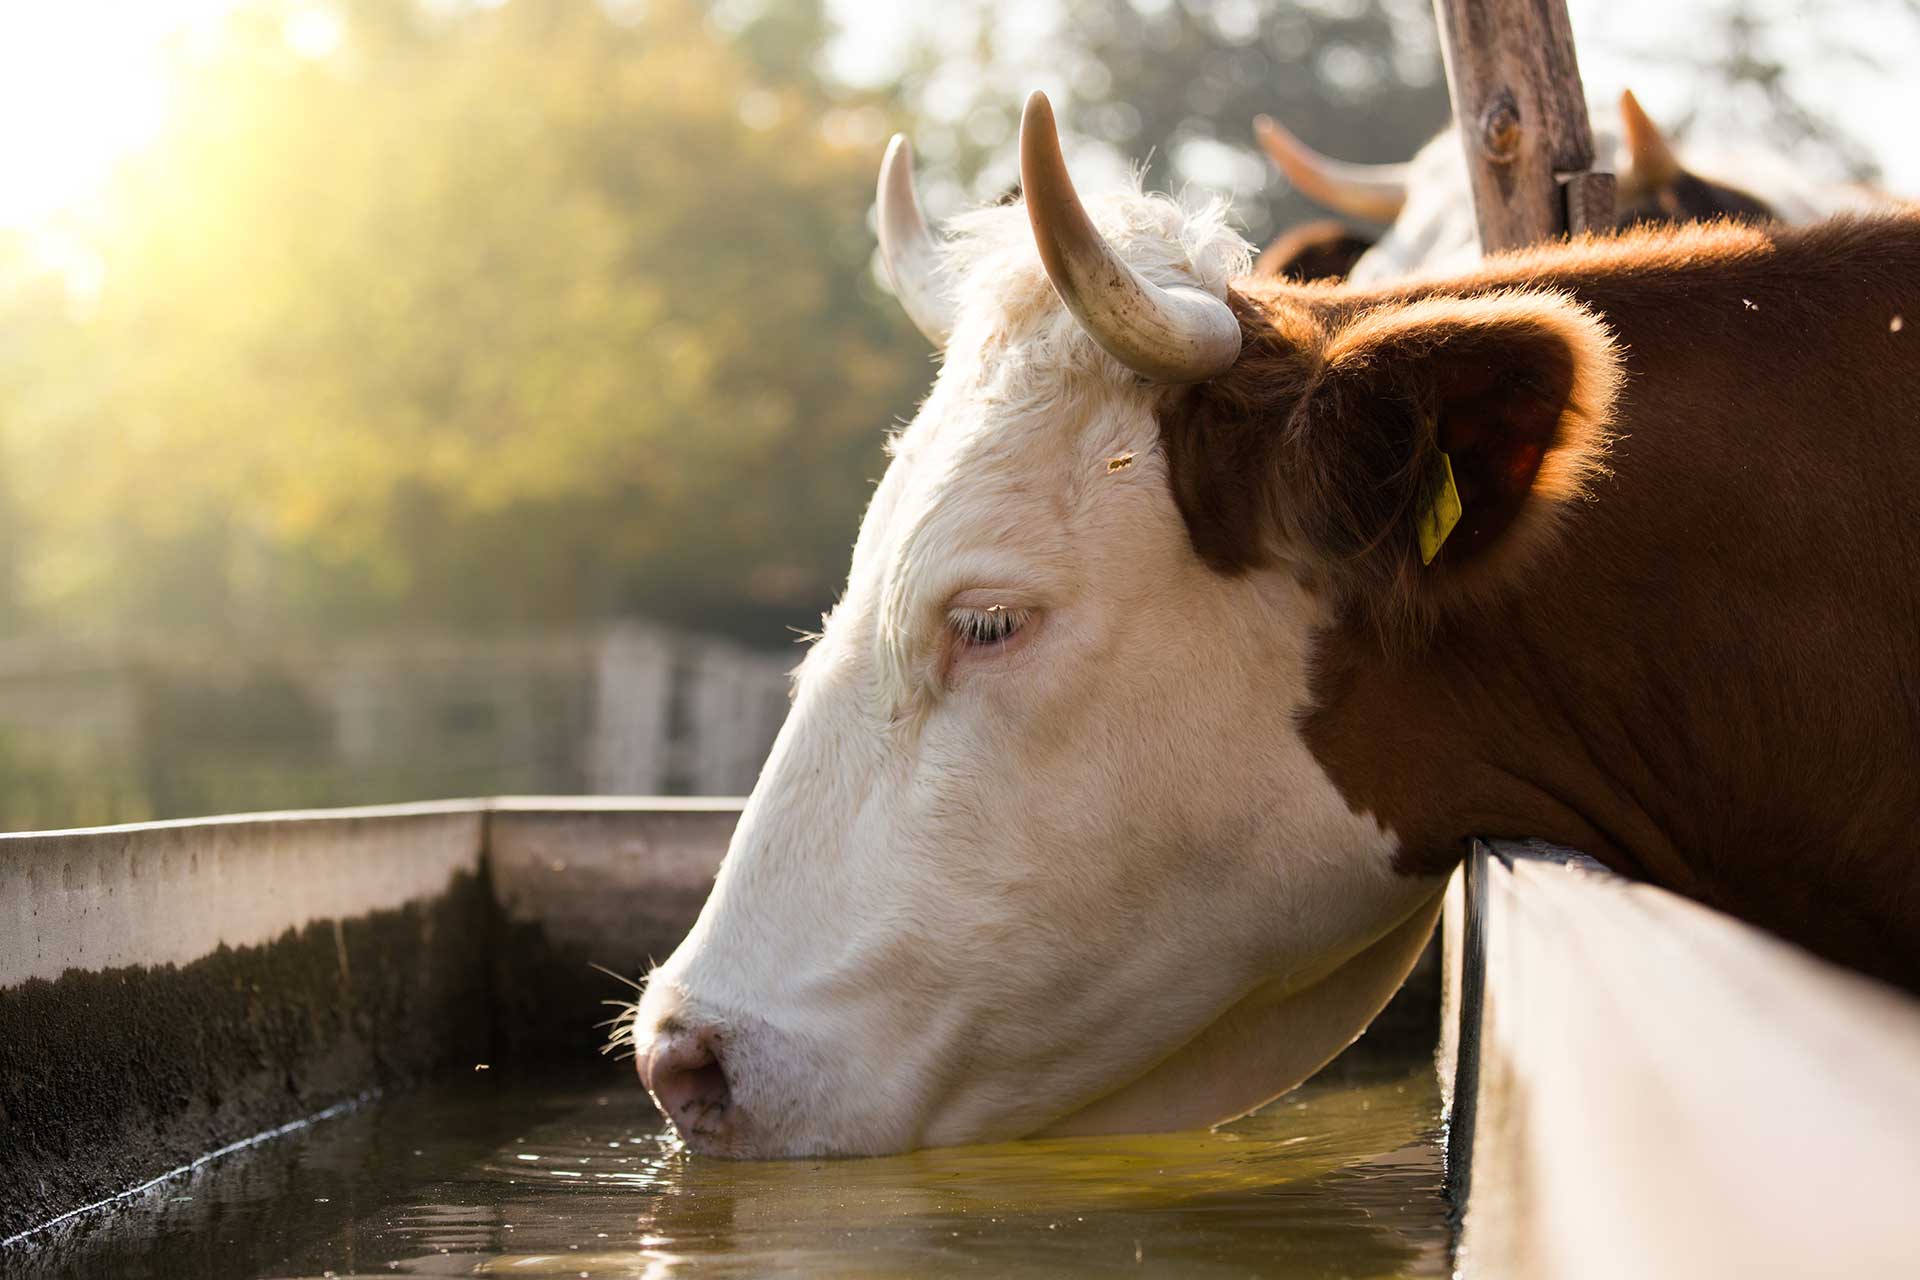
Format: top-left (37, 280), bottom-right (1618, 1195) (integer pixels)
top-left (628, 90), bottom-right (1920, 1159)
top-left (1253, 90), bottom-right (1878, 282)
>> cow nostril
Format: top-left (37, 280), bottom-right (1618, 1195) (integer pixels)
top-left (641, 1029), bottom-right (733, 1139)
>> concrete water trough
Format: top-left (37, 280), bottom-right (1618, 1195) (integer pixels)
top-left (2, 802), bottom-right (1917, 1275)
top-left (0, 798), bottom-right (741, 1255)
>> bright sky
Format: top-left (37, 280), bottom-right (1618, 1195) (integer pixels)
top-left (1570, 0), bottom-right (1920, 188)
top-left (0, 0), bottom-right (1912, 232)
top-left (0, 3), bottom-right (210, 227)
top-left (0, 2), bottom-right (353, 230)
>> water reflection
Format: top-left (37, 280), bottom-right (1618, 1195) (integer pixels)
top-left (19, 1066), bottom-right (1447, 1279)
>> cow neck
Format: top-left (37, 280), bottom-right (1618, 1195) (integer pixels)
top-left (1298, 213), bottom-right (1920, 991)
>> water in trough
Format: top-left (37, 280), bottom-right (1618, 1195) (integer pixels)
top-left (17, 1059), bottom-right (1447, 1278)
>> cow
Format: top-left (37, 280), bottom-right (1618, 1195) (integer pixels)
top-left (1253, 89), bottom-right (1882, 282)
top-left (627, 89), bottom-right (1920, 1159)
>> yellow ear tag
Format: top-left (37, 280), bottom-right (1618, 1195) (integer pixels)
top-left (1417, 451), bottom-right (1463, 566)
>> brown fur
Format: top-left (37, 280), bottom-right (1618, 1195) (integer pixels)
top-left (1162, 278), bottom-right (1622, 631)
top-left (1160, 213), bottom-right (1920, 990)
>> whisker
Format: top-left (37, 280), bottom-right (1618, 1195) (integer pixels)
top-left (590, 961), bottom-right (646, 991)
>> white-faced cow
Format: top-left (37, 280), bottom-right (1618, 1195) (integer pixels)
top-left (629, 90), bottom-right (1920, 1158)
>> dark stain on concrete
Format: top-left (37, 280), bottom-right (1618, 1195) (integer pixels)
top-left (0, 869), bottom-right (493, 1244)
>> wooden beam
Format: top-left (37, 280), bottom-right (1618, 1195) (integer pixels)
top-left (1562, 169), bottom-right (1618, 234)
top-left (1431, 0), bottom-right (1612, 252)
top-left (1450, 843), bottom-right (1920, 1277)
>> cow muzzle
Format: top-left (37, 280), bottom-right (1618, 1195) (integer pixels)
top-left (638, 1019), bottom-right (738, 1152)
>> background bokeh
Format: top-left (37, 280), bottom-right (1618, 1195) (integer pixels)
top-left (0, 0), bottom-right (1912, 827)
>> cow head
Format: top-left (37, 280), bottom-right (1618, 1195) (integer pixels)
top-left (626, 93), bottom-right (1619, 1158)
top-left (1253, 90), bottom-right (1793, 284)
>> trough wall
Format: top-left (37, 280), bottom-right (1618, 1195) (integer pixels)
top-left (0, 798), bottom-right (743, 1246)
top-left (1442, 840), bottom-right (1920, 1279)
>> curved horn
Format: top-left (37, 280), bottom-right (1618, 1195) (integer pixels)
top-left (877, 134), bottom-right (955, 347)
top-left (1253, 114), bottom-right (1408, 224)
top-left (1019, 91), bottom-right (1240, 384)
top-left (1617, 89), bottom-right (1680, 195)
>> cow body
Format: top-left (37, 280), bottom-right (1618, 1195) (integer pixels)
top-left (631, 94), bottom-right (1920, 1157)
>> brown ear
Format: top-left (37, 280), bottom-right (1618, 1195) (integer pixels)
top-left (1289, 291), bottom-right (1622, 611)
top-left (1615, 89), bottom-right (1774, 227)
top-left (1618, 89), bottom-right (1681, 197)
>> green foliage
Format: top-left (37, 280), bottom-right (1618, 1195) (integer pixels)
top-left (1051, 0), bottom-right (1451, 242)
top-left (0, 725), bottom-right (148, 830)
top-left (0, 0), bottom-right (929, 644)
top-left (869, 0), bottom-right (1451, 244)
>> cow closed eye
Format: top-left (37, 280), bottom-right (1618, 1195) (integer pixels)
top-left (939, 596), bottom-right (1044, 686)
top-left (949, 605), bottom-right (1031, 652)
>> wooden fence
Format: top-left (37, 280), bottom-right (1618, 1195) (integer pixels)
top-left (0, 623), bottom-right (791, 828)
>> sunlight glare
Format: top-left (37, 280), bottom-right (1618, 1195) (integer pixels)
top-left (0, 2), bottom-right (233, 228)
top-left (283, 7), bottom-right (344, 60)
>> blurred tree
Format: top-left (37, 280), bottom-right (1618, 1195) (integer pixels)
top-left (707, 0), bottom-right (835, 91)
top-left (1574, 0), bottom-right (1920, 183)
top-left (1, 0), bottom-right (1907, 654)
top-left (1047, 0), bottom-right (1452, 244)
top-left (871, 0), bottom-right (1451, 245)
top-left (0, 0), bottom-right (927, 644)
top-left (876, 0), bottom-right (1919, 239)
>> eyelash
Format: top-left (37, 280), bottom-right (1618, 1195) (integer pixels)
top-left (948, 605), bottom-right (1030, 652)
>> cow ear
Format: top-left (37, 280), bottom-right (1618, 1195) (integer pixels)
top-left (1293, 290), bottom-right (1622, 609)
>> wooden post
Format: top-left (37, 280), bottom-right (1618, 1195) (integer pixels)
top-left (1430, 0), bottom-right (1614, 251)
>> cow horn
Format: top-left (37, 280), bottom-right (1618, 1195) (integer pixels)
top-left (1019, 91), bottom-right (1241, 384)
top-left (1618, 89), bottom-right (1680, 193)
top-left (1253, 114), bottom-right (1408, 224)
top-left (877, 134), bottom-right (955, 347)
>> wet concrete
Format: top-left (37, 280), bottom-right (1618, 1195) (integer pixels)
top-left (0, 868), bottom-right (493, 1243)
top-left (0, 800), bottom-right (739, 1246)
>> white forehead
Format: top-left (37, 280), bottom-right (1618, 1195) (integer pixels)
top-left (823, 188), bottom-right (1252, 707)
top-left (932, 185), bottom-right (1251, 378)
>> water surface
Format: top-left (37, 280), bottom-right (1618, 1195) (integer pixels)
top-left (19, 1064), bottom-right (1447, 1278)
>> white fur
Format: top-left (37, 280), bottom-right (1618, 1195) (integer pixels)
top-left (635, 187), bottom-right (1442, 1156)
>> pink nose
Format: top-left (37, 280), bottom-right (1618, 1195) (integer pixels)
top-left (640, 1023), bottom-right (734, 1144)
